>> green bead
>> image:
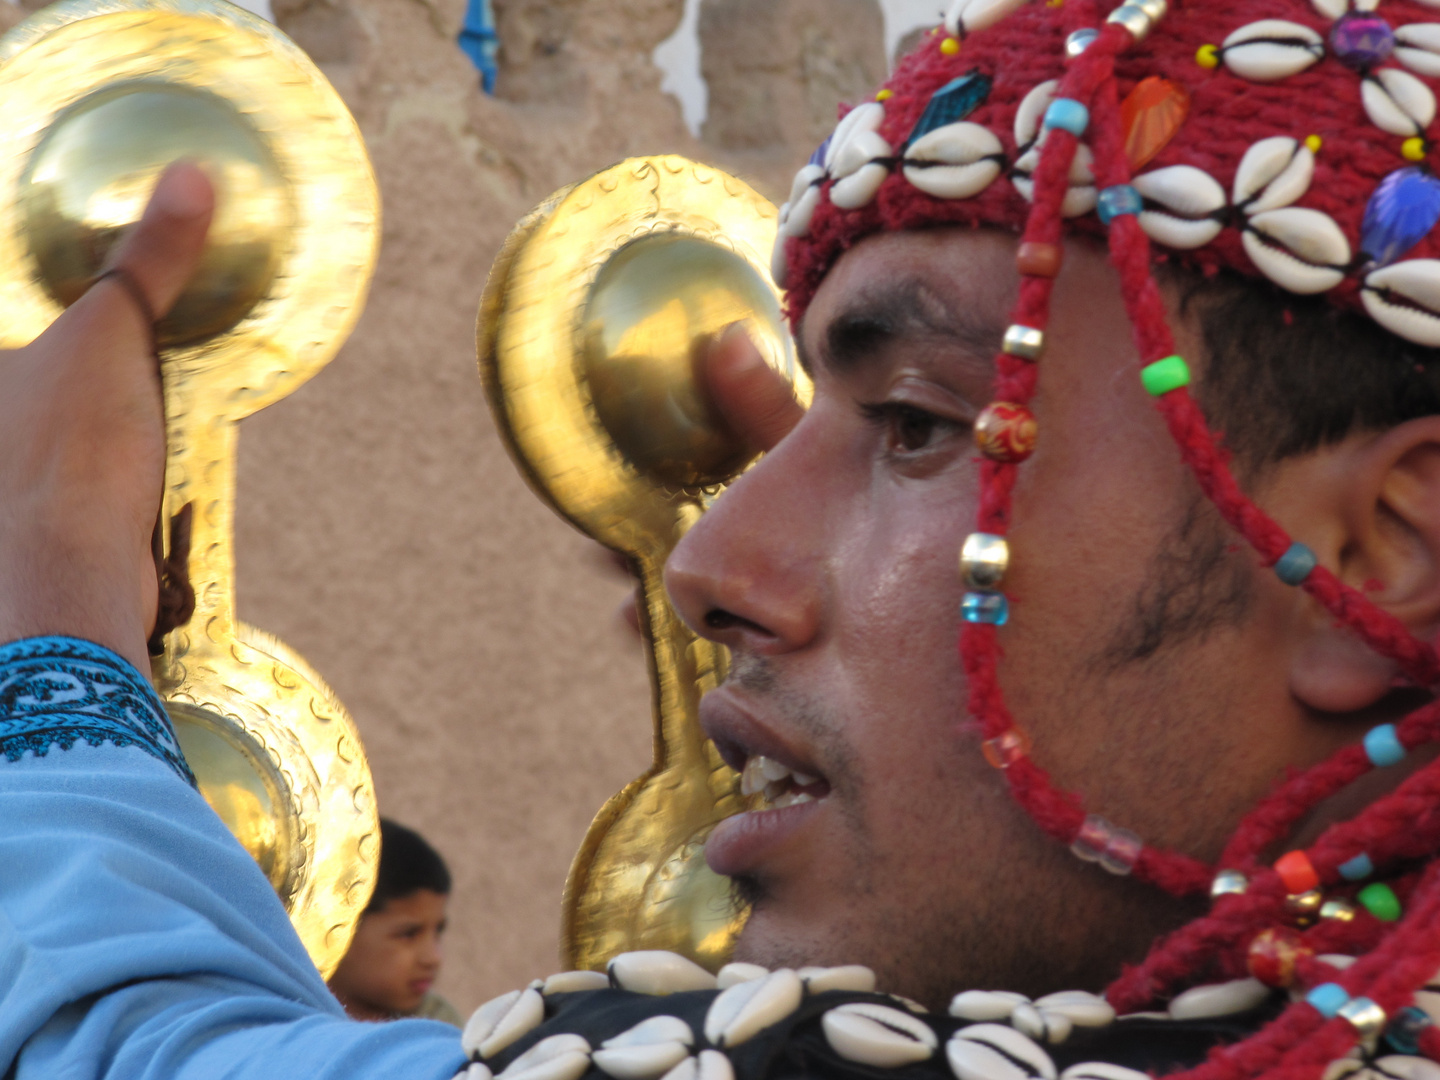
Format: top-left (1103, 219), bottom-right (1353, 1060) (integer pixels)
top-left (1358, 882), bottom-right (1402, 922)
top-left (1141, 355), bottom-right (1191, 396)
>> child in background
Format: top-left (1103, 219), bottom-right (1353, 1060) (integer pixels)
top-left (328, 818), bottom-right (462, 1025)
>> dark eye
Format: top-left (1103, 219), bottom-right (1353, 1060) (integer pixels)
top-left (863, 402), bottom-right (960, 454)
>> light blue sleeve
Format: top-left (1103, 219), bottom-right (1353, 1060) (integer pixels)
top-left (0, 636), bottom-right (468, 1080)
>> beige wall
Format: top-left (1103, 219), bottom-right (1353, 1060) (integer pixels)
top-left (200, 0), bottom-right (880, 1014)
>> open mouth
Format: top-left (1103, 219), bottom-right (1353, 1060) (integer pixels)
top-left (738, 754), bottom-right (831, 809)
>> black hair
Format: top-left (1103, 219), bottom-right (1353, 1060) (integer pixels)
top-left (366, 817), bottom-right (452, 913)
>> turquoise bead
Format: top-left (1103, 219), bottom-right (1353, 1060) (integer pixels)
top-left (1097, 185), bottom-right (1143, 224)
top-left (1307, 983), bottom-right (1349, 1018)
top-left (1274, 542), bottom-right (1317, 586)
top-left (1358, 882), bottom-right (1402, 922)
top-left (961, 592), bottom-right (1009, 626)
top-left (1339, 853), bottom-right (1374, 881)
top-left (1364, 723), bottom-right (1406, 768)
top-left (1042, 98), bottom-right (1090, 137)
top-left (1386, 1006), bottom-right (1433, 1054)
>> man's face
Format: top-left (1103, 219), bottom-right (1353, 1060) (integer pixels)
top-left (328, 889), bottom-right (447, 1018)
top-left (665, 228), bottom-right (1369, 1007)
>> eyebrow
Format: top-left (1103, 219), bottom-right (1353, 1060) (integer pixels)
top-left (800, 279), bottom-right (1008, 378)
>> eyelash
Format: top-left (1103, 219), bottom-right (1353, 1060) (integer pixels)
top-left (860, 402), bottom-right (968, 455)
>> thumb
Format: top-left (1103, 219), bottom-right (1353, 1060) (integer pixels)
top-left (703, 324), bottom-right (805, 454)
top-left (102, 160), bottom-right (215, 319)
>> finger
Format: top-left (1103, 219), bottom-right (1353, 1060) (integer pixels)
top-left (103, 160), bottom-right (215, 319)
top-left (703, 324), bottom-right (805, 454)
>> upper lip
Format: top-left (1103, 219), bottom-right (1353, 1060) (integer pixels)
top-left (700, 687), bottom-right (825, 783)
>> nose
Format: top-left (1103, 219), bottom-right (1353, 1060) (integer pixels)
top-left (665, 413), bottom-right (829, 655)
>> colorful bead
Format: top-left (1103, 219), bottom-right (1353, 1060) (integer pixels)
top-left (1120, 76), bottom-right (1190, 170)
top-left (940, 36), bottom-right (961, 55)
top-left (960, 532), bottom-right (1010, 589)
top-left (1330, 12), bottom-right (1395, 72)
top-left (975, 402), bottom-right (1038, 463)
top-left (982, 728), bottom-right (1032, 769)
top-left (1285, 888), bottom-right (1324, 927)
top-left (876, 89), bottom-right (894, 102)
top-left (1307, 982), bottom-right (1350, 1019)
top-left (1097, 184), bottom-right (1144, 224)
top-left (1339, 853), bottom-right (1375, 882)
top-left (1384, 1006), bottom-right (1433, 1054)
top-left (961, 591), bottom-right (1010, 626)
top-left (1364, 723), bottom-right (1406, 768)
top-left (1247, 927), bottom-right (1312, 988)
top-left (1043, 99), bottom-right (1090, 137)
top-left (906, 73), bottom-right (992, 145)
top-left (1360, 166), bottom-right (1440, 266)
top-left (1305, 134), bottom-right (1323, 154)
top-left (1338, 996), bottom-right (1387, 1040)
top-left (1066, 28), bottom-right (1098, 58)
top-left (1211, 869), bottom-right (1249, 898)
top-left (1140, 355), bottom-right (1191, 396)
top-left (1070, 815), bottom-right (1143, 875)
top-left (1002, 324), bottom-right (1045, 360)
top-left (1016, 241), bottom-right (1063, 278)
top-left (1404, 137), bottom-right (1428, 163)
top-left (1274, 542), bottom-right (1317, 586)
top-left (1320, 898), bottom-right (1357, 922)
top-left (1275, 850), bottom-right (1320, 894)
top-left (1196, 43), bottom-right (1220, 69)
top-left (1358, 882), bottom-right (1402, 922)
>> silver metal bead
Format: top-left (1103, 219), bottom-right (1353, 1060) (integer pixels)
top-left (1337, 996), bottom-right (1387, 1040)
top-left (1065, 28), bottom-right (1099, 58)
top-left (1002, 324), bottom-right (1045, 360)
top-left (1320, 899), bottom-right (1357, 922)
top-left (960, 533), bottom-right (1010, 590)
top-left (1210, 869), bottom-right (1248, 899)
top-left (1106, 4), bottom-right (1153, 42)
top-left (1132, 0), bottom-right (1167, 23)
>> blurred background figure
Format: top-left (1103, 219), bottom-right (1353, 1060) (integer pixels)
top-left (328, 819), bottom-right (461, 1025)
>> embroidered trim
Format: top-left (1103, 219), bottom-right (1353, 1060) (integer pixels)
top-left (0, 636), bottom-right (195, 786)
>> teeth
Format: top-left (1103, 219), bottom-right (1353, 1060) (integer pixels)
top-left (740, 758), bottom-right (765, 797)
top-left (792, 771), bottom-right (819, 787)
top-left (759, 757), bottom-right (791, 783)
top-left (770, 791), bottom-right (816, 809)
top-left (740, 755), bottom-right (826, 807)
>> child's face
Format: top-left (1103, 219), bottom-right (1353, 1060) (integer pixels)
top-left (328, 889), bottom-right (448, 1019)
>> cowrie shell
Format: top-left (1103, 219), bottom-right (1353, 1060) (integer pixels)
top-left (832, 130), bottom-right (893, 181)
top-left (1014, 80), bottom-right (1060, 149)
top-left (770, 234), bottom-right (789, 289)
top-left (949, 989), bottom-right (1030, 1022)
top-left (498, 1034), bottom-right (592, 1080)
top-left (782, 183), bottom-right (823, 239)
top-left (945, 0), bottom-right (1027, 36)
top-left (1132, 165), bottom-right (1226, 249)
top-left (1060, 1064), bottom-right (1150, 1080)
top-left (542, 970), bottom-right (611, 995)
top-left (716, 962), bottom-right (770, 989)
top-left (1373, 1057), bottom-right (1440, 1080)
top-left (1032, 990), bottom-right (1116, 1029)
top-left (831, 163), bottom-right (890, 210)
top-left (704, 968), bottom-right (804, 1048)
top-left (660, 1050), bottom-right (734, 1080)
top-left (1322, 1053), bottom-right (1365, 1080)
top-left (1012, 143), bottom-right (1097, 218)
top-left (825, 103), bottom-right (886, 172)
top-left (1244, 207), bottom-right (1351, 294)
top-left (903, 122), bottom-right (1004, 200)
top-left (947, 1024), bottom-right (1057, 1080)
top-left (1010, 1003), bottom-right (1048, 1042)
top-left (608, 951), bottom-right (718, 995)
top-left (1363, 68), bottom-right (1437, 137)
top-left (1396, 23), bottom-right (1440, 79)
top-left (593, 1017), bottom-right (694, 1080)
top-left (459, 1064), bottom-right (495, 1080)
top-left (788, 163), bottom-right (826, 206)
top-left (463, 987), bottom-right (546, 1060)
top-left (799, 964), bottom-right (878, 994)
top-left (822, 1002), bottom-right (939, 1067)
top-left (1221, 20), bottom-right (1325, 82)
top-left (1363, 260), bottom-right (1440, 345)
top-left (1167, 977), bottom-right (1272, 1020)
top-left (1234, 137), bottom-right (1314, 214)
top-left (1317, 954), bottom-right (1357, 971)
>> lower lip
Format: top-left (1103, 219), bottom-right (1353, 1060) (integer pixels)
top-left (411, 980), bottom-right (434, 996)
top-left (705, 798), bottom-right (825, 877)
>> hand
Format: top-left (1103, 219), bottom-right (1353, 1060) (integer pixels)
top-left (0, 162), bottom-right (214, 672)
top-left (703, 323), bottom-right (805, 454)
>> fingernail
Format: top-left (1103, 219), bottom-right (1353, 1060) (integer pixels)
top-left (153, 161), bottom-right (213, 220)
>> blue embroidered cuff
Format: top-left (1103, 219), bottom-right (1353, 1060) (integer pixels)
top-left (0, 636), bottom-right (195, 786)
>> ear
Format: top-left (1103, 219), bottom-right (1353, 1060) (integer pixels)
top-left (1284, 416), bottom-right (1440, 714)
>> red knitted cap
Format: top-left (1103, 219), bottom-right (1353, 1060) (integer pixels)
top-left (777, 0), bottom-right (1440, 346)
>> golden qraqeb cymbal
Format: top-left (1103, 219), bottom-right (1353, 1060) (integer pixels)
top-left (0, 0), bottom-right (381, 977)
top-left (481, 156), bottom-right (809, 971)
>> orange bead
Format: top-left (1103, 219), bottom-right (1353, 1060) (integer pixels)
top-left (982, 728), bottom-right (1033, 769)
top-left (975, 402), bottom-right (1037, 463)
top-left (1120, 76), bottom-right (1190, 171)
top-left (1275, 850), bottom-right (1320, 894)
top-left (1016, 241), bottom-right (1063, 278)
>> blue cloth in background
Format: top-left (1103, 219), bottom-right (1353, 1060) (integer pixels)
top-left (0, 637), bottom-right (466, 1080)
top-left (457, 0), bottom-right (499, 93)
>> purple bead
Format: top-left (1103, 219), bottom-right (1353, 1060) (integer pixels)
top-left (1330, 12), bottom-right (1395, 71)
top-left (1362, 166), bottom-right (1440, 266)
top-left (808, 135), bottom-right (832, 169)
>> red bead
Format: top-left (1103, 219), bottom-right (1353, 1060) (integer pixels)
top-left (1247, 927), bottom-right (1312, 988)
top-left (1275, 850), bottom-right (1320, 894)
top-left (982, 728), bottom-right (1032, 769)
top-left (975, 402), bottom-right (1038, 463)
top-left (1121, 76), bottom-right (1190, 171)
top-left (1016, 241), bottom-right (1063, 278)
